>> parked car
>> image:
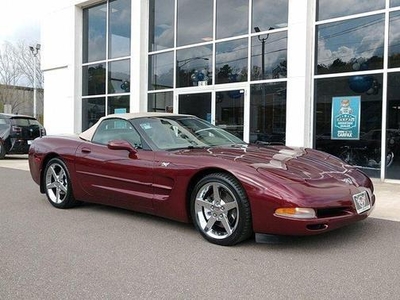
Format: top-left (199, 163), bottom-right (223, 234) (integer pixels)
top-left (28, 113), bottom-right (375, 246)
top-left (0, 113), bottom-right (46, 159)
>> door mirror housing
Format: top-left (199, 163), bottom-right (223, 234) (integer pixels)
top-left (107, 140), bottom-right (138, 158)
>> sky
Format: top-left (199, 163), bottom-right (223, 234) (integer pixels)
top-left (0, 0), bottom-right (55, 45)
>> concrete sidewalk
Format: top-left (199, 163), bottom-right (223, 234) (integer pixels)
top-left (0, 155), bottom-right (399, 222)
top-left (370, 179), bottom-right (400, 222)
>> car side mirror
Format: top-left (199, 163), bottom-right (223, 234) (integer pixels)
top-left (107, 140), bottom-right (138, 158)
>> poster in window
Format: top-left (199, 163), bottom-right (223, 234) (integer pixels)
top-left (331, 96), bottom-right (361, 140)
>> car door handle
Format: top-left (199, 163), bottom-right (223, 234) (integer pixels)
top-left (81, 147), bottom-right (91, 154)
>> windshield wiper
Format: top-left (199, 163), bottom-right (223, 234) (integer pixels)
top-left (186, 145), bottom-right (207, 149)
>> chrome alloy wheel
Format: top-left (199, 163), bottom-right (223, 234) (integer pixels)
top-left (45, 161), bottom-right (69, 204)
top-left (194, 182), bottom-right (239, 240)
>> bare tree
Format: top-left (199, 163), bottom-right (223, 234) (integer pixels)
top-left (0, 40), bottom-right (43, 116)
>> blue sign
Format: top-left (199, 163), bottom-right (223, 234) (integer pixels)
top-left (114, 108), bottom-right (127, 114)
top-left (331, 96), bottom-right (361, 140)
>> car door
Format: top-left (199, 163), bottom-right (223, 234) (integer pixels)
top-left (74, 118), bottom-right (155, 211)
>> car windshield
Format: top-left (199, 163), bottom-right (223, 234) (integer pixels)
top-left (135, 116), bottom-right (245, 150)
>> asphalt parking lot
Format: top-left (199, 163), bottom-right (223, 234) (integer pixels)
top-left (1, 157), bottom-right (400, 299)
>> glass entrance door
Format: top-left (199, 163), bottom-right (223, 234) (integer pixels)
top-left (178, 92), bottom-right (212, 122)
top-left (215, 90), bottom-right (244, 139)
top-left (177, 89), bottom-right (246, 140)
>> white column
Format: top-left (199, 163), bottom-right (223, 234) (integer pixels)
top-left (285, 0), bottom-right (315, 147)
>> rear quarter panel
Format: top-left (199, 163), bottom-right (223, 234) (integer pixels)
top-left (28, 136), bottom-right (84, 195)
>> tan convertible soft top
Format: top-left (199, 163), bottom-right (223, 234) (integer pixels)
top-left (79, 112), bottom-right (190, 141)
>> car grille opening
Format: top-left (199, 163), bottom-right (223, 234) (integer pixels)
top-left (316, 207), bottom-right (351, 218)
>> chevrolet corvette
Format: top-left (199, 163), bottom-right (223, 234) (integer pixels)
top-left (28, 113), bottom-right (375, 246)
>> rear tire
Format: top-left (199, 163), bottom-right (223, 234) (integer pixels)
top-left (43, 158), bottom-right (79, 208)
top-left (190, 173), bottom-right (252, 246)
top-left (0, 141), bottom-right (6, 159)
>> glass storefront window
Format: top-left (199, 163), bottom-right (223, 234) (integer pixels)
top-left (146, 0), bottom-right (288, 146)
top-left (314, 75), bottom-right (383, 177)
top-left (176, 45), bottom-right (213, 88)
top-left (216, 0), bottom-right (248, 40)
top-left (149, 51), bottom-right (174, 90)
top-left (109, 0), bottom-right (131, 59)
top-left (83, 3), bottom-right (107, 63)
top-left (108, 95), bottom-right (130, 114)
top-left (83, 63), bottom-right (106, 96)
top-left (177, 0), bottom-right (213, 47)
top-left (387, 73), bottom-right (400, 180)
top-left (389, 11), bottom-right (400, 68)
top-left (317, 0), bottom-right (384, 21)
top-left (149, 0), bottom-right (174, 51)
top-left (148, 92), bottom-right (173, 112)
top-left (316, 14), bottom-right (385, 75)
top-left (251, 31), bottom-right (287, 80)
top-left (108, 59), bottom-right (130, 94)
top-left (82, 97), bottom-right (106, 131)
top-left (252, 0), bottom-right (288, 32)
top-left (216, 38), bottom-right (248, 84)
top-left (391, 0), bottom-right (400, 7)
top-left (82, 0), bottom-right (131, 130)
top-left (250, 82), bottom-right (286, 144)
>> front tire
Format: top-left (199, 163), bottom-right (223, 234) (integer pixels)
top-left (43, 158), bottom-right (79, 208)
top-left (190, 173), bottom-right (252, 246)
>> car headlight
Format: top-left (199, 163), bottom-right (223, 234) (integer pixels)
top-left (275, 207), bottom-right (316, 219)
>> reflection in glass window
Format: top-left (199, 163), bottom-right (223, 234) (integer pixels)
top-left (386, 73), bottom-right (400, 180)
top-left (177, 0), bottom-right (213, 46)
top-left (216, 0), bottom-right (248, 40)
top-left (82, 97), bottom-right (106, 131)
top-left (109, 0), bottom-right (131, 58)
top-left (251, 31), bottom-right (287, 80)
top-left (149, 51), bottom-right (174, 90)
top-left (108, 95), bottom-right (130, 114)
top-left (389, 11), bottom-right (400, 68)
top-left (216, 38), bottom-right (248, 84)
top-left (250, 83), bottom-right (286, 145)
top-left (314, 75), bottom-right (383, 177)
top-left (83, 63), bottom-right (106, 96)
top-left (108, 60), bottom-right (130, 94)
top-left (148, 92), bottom-right (173, 112)
top-left (83, 3), bottom-right (107, 63)
top-left (391, 0), bottom-right (400, 7)
top-left (149, 0), bottom-right (174, 51)
top-left (176, 45), bottom-right (213, 88)
top-left (316, 14), bottom-right (385, 75)
top-left (252, 0), bottom-right (288, 33)
top-left (317, 0), bottom-right (384, 21)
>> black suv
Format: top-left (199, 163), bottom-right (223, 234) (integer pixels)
top-left (0, 113), bottom-right (46, 159)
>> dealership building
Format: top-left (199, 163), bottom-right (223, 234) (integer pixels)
top-left (41, 0), bottom-right (400, 182)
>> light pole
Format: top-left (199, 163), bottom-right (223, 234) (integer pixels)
top-left (254, 27), bottom-right (273, 80)
top-left (29, 44), bottom-right (41, 118)
top-left (254, 27), bottom-right (273, 134)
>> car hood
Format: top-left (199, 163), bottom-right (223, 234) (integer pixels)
top-left (178, 144), bottom-right (362, 186)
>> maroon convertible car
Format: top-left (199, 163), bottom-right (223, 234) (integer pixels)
top-left (29, 113), bottom-right (375, 246)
